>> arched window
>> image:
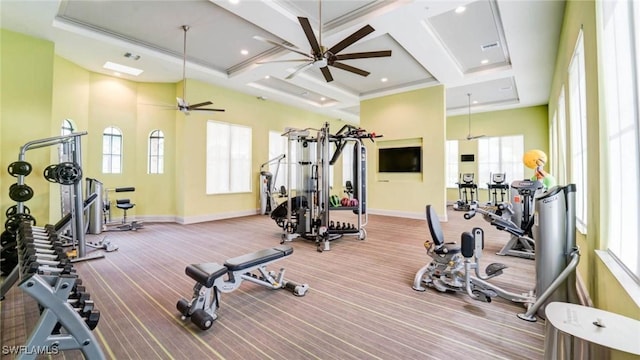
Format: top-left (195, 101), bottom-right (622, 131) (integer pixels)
top-left (102, 126), bottom-right (122, 173)
top-left (61, 118), bottom-right (75, 135)
top-left (60, 119), bottom-right (76, 158)
top-left (148, 129), bottom-right (165, 174)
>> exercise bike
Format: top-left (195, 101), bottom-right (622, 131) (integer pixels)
top-left (413, 184), bottom-right (580, 321)
top-left (486, 172), bottom-right (509, 206)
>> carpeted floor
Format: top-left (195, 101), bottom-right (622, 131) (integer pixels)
top-left (1, 208), bottom-right (547, 359)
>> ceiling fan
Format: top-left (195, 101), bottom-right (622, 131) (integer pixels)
top-left (463, 93), bottom-right (485, 140)
top-left (254, 1), bottom-right (391, 82)
top-left (176, 25), bottom-right (224, 115)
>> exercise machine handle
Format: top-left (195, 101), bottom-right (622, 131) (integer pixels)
top-left (115, 187), bottom-right (135, 192)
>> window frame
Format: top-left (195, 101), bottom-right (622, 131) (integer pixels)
top-left (102, 126), bottom-right (123, 174)
top-left (597, 0), bottom-right (640, 278)
top-left (445, 140), bottom-right (459, 188)
top-left (567, 30), bottom-right (588, 233)
top-left (148, 129), bottom-right (165, 174)
top-left (476, 135), bottom-right (524, 188)
top-left (206, 121), bottom-right (252, 194)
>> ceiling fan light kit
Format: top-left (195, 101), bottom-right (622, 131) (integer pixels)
top-left (255, 1), bottom-right (392, 82)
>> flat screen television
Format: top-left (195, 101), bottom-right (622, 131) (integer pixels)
top-left (378, 146), bottom-right (422, 173)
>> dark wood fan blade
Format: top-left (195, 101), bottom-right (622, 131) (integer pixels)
top-left (253, 36), bottom-right (312, 58)
top-left (331, 62), bottom-right (370, 77)
top-left (188, 101), bottom-right (213, 109)
top-left (327, 24), bottom-right (375, 55)
top-left (335, 50), bottom-right (392, 60)
top-left (298, 17), bottom-right (322, 55)
top-left (193, 108), bottom-right (225, 112)
top-left (320, 66), bottom-right (333, 82)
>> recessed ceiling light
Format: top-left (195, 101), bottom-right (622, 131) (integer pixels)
top-left (320, 97), bottom-right (326, 101)
top-left (103, 61), bottom-right (143, 76)
top-left (229, 0), bottom-right (239, 4)
top-left (481, 59), bottom-right (489, 64)
top-left (241, 49), bottom-right (249, 55)
top-left (381, 77), bottom-right (388, 82)
top-left (455, 6), bottom-right (466, 14)
top-left (264, 75), bottom-right (270, 79)
top-left (472, 100), bottom-right (478, 104)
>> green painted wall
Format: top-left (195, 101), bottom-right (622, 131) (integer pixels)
top-left (49, 56), bottom-right (91, 221)
top-left (173, 78), bottom-right (341, 222)
top-left (1, 29), bottom-right (343, 225)
top-left (1, 29), bottom-right (55, 225)
top-left (360, 85), bottom-right (446, 218)
top-left (445, 105), bottom-right (550, 202)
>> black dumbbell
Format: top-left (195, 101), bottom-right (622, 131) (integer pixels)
top-left (84, 310), bottom-right (101, 330)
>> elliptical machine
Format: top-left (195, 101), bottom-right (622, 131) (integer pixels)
top-left (413, 184), bottom-right (580, 321)
top-left (453, 173), bottom-right (478, 211)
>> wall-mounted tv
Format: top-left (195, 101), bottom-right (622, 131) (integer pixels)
top-left (378, 146), bottom-right (422, 173)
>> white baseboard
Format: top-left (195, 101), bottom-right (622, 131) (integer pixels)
top-left (367, 208), bottom-right (447, 222)
top-left (134, 215), bottom-right (178, 223)
top-left (176, 209), bottom-right (260, 225)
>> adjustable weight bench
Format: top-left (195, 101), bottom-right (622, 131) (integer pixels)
top-left (177, 245), bottom-right (309, 330)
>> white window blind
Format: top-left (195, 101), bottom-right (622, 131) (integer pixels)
top-left (206, 121), bottom-right (252, 194)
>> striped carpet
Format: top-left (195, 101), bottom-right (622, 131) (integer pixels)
top-left (1, 208), bottom-right (546, 359)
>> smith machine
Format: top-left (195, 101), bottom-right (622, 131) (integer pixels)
top-left (271, 122), bottom-right (380, 252)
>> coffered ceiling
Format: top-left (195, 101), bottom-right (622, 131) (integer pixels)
top-left (0, 0), bottom-right (565, 123)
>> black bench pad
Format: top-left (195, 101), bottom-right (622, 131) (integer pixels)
top-left (224, 245), bottom-right (293, 272)
top-left (186, 262), bottom-right (228, 288)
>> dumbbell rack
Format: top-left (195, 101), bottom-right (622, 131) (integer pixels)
top-left (11, 221), bottom-right (105, 360)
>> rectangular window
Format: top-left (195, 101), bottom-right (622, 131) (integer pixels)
top-left (206, 121), bottom-right (252, 194)
top-left (568, 31), bottom-right (588, 233)
top-left (445, 140), bottom-right (459, 188)
top-left (598, 0), bottom-right (640, 277)
top-left (477, 135), bottom-right (524, 188)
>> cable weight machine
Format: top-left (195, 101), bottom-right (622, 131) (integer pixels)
top-left (271, 122), bottom-right (381, 252)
